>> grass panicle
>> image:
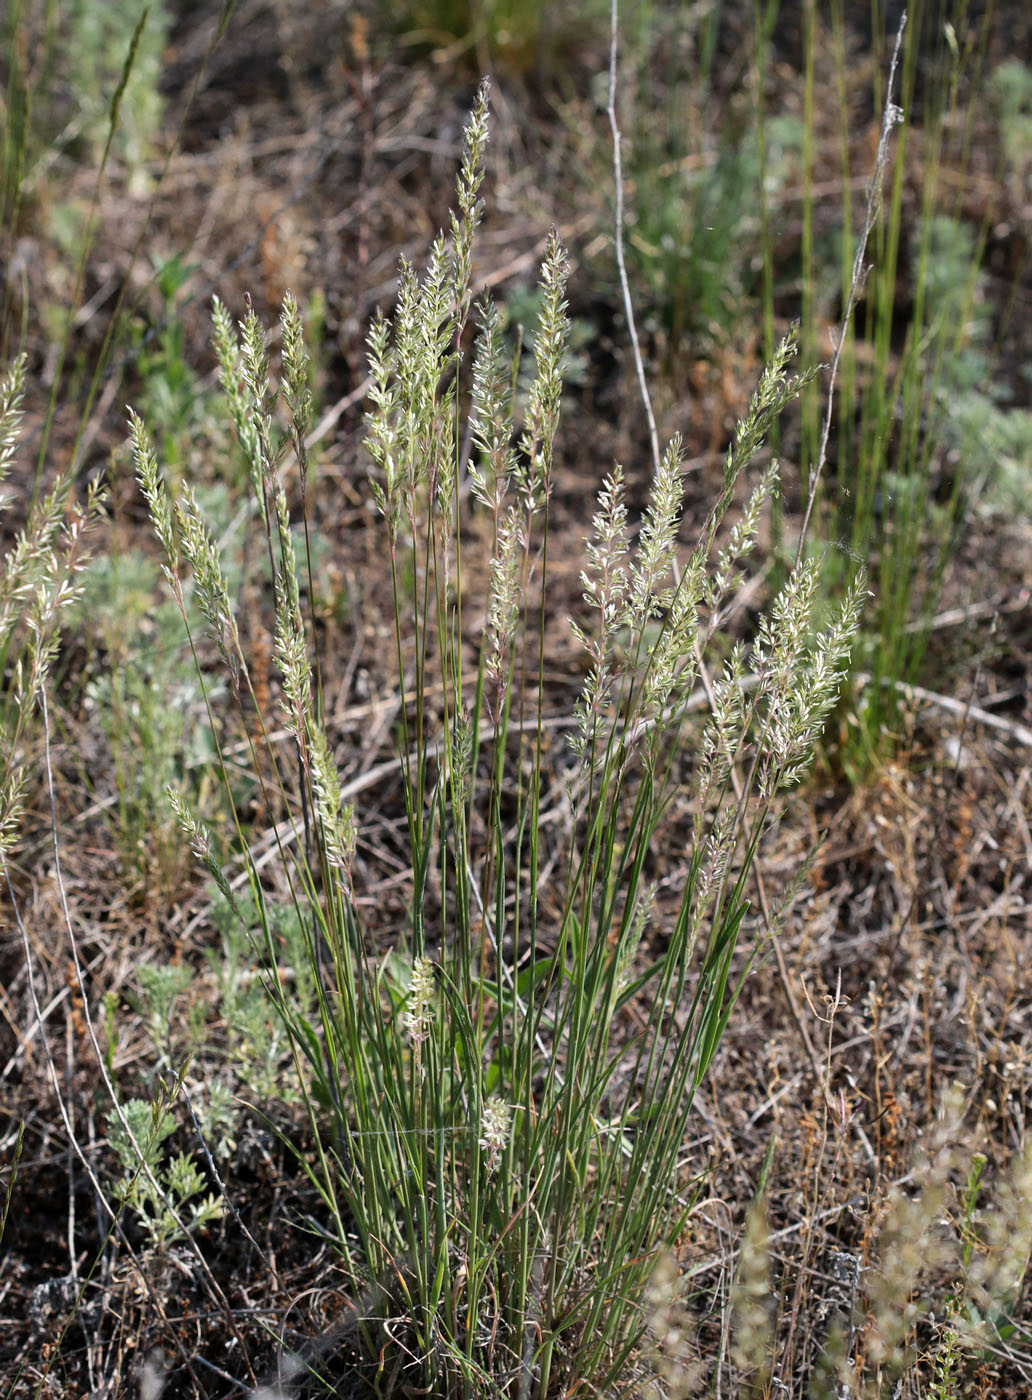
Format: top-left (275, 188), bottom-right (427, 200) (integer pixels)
top-left (2, 355), bottom-right (103, 868)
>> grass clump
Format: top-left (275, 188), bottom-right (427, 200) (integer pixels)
top-left (611, 3), bottom-right (1026, 777)
top-left (790, 2), bottom-right (1017, 772)
top-left (130, 81), bottom-right (868, 1397)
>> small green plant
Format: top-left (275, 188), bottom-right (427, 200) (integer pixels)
top-left (133, 961), bottom-right (196, 1066)
top-left (132, 252), bottom-right (202, 465)
top-left (207, 884), bottom-right (319, 1105)
top-left (920, 212), bottom-right (1032, 521)
top-left (991, 58), bottom-right (1032, 198)
top-left (107, 1091), bottom-right (224, 1251)
top-left (627, 111), bottom-right (802, 353)
top-left (62, 0), bottom-right (168, 187)
top-left (77, 547), bottom-right (219, 894)
top-left (611, 5), bottom-right (804, 354)
top-left (949, 1145), bottom-right (1032, 1360)
top-left (136, 83), bottom-right (865, 1398)
top-left (2, 0), bottom-right (162, 236)
top-left (927, 1309), bottom-right (962, 1400)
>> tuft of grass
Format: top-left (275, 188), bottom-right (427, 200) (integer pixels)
top-left (134, 81), bottom-right (867, 1398)
top-left (793, 1), bottom-right (1008, 774)
top-left (613, 2), bottom-right (1024, 778)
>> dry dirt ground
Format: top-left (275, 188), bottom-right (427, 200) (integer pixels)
top-left (2, 1), bottom-right (1031, 1396)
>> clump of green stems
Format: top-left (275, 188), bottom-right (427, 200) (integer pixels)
top-left (628, 2), bottom-right (1005, 773)
top-left (135, 82), bottom-right (864, 1399)
top-left (788, 0), bottom-right (998, 769)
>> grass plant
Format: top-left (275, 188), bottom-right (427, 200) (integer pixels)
top-left (791, 0), bottom-right (1011, 771)
top-left (616, 1), bottom-right (1025, 776)
top-left (134, 82), bottom-right (867, 1398)
top-left (4, 3), bottom-right (1030, 1395)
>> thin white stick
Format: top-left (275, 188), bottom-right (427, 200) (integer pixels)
top-left (796, 13), bottom-right (907, 565)
top-left (608, 0), bottom-right (662, 479)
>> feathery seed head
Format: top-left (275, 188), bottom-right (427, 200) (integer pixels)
top-left (403, 957), bottom-right (436, 1081)
top-left (130, 409), bottom-right (180, 596)
top-left (167, 785), bottom-right (236, 908)
top-left (628, 435), bottom-right (684, 633)
top-left (309, 725), bottom-right (356, 883)
top-left (0, 354), bottom-right (27, 497)
top-left (756, 566), bottom-right (867, 795)
top-left (240, 302), bottom-right (271, 410)
top-left (174, 484), bottom-right (242, 687)
top-left (469, 295), bottom-right (517, 512)
top-left (485, 507), bottom-right (523, 719)
top-left (273, 487), bottom-right (312, 752)
top-left (239, 299), bottom-right (277, 504)
top-left (479, 1095), bottom-right (512, 1174)
top-left (518, 230), bottom-right (570, 506)
top-left (211, 298), bottom-right (264, 506)
top-left (452, 78), bottom-right (491, 321)
top-left (580, 465), bottom-right (630, 651)
top-left (707, 461), bottom-right (778, 611)
top-left (280, 291), bottom-right (313, 444)
top-left (450, 706), bottom-right (474, 809)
